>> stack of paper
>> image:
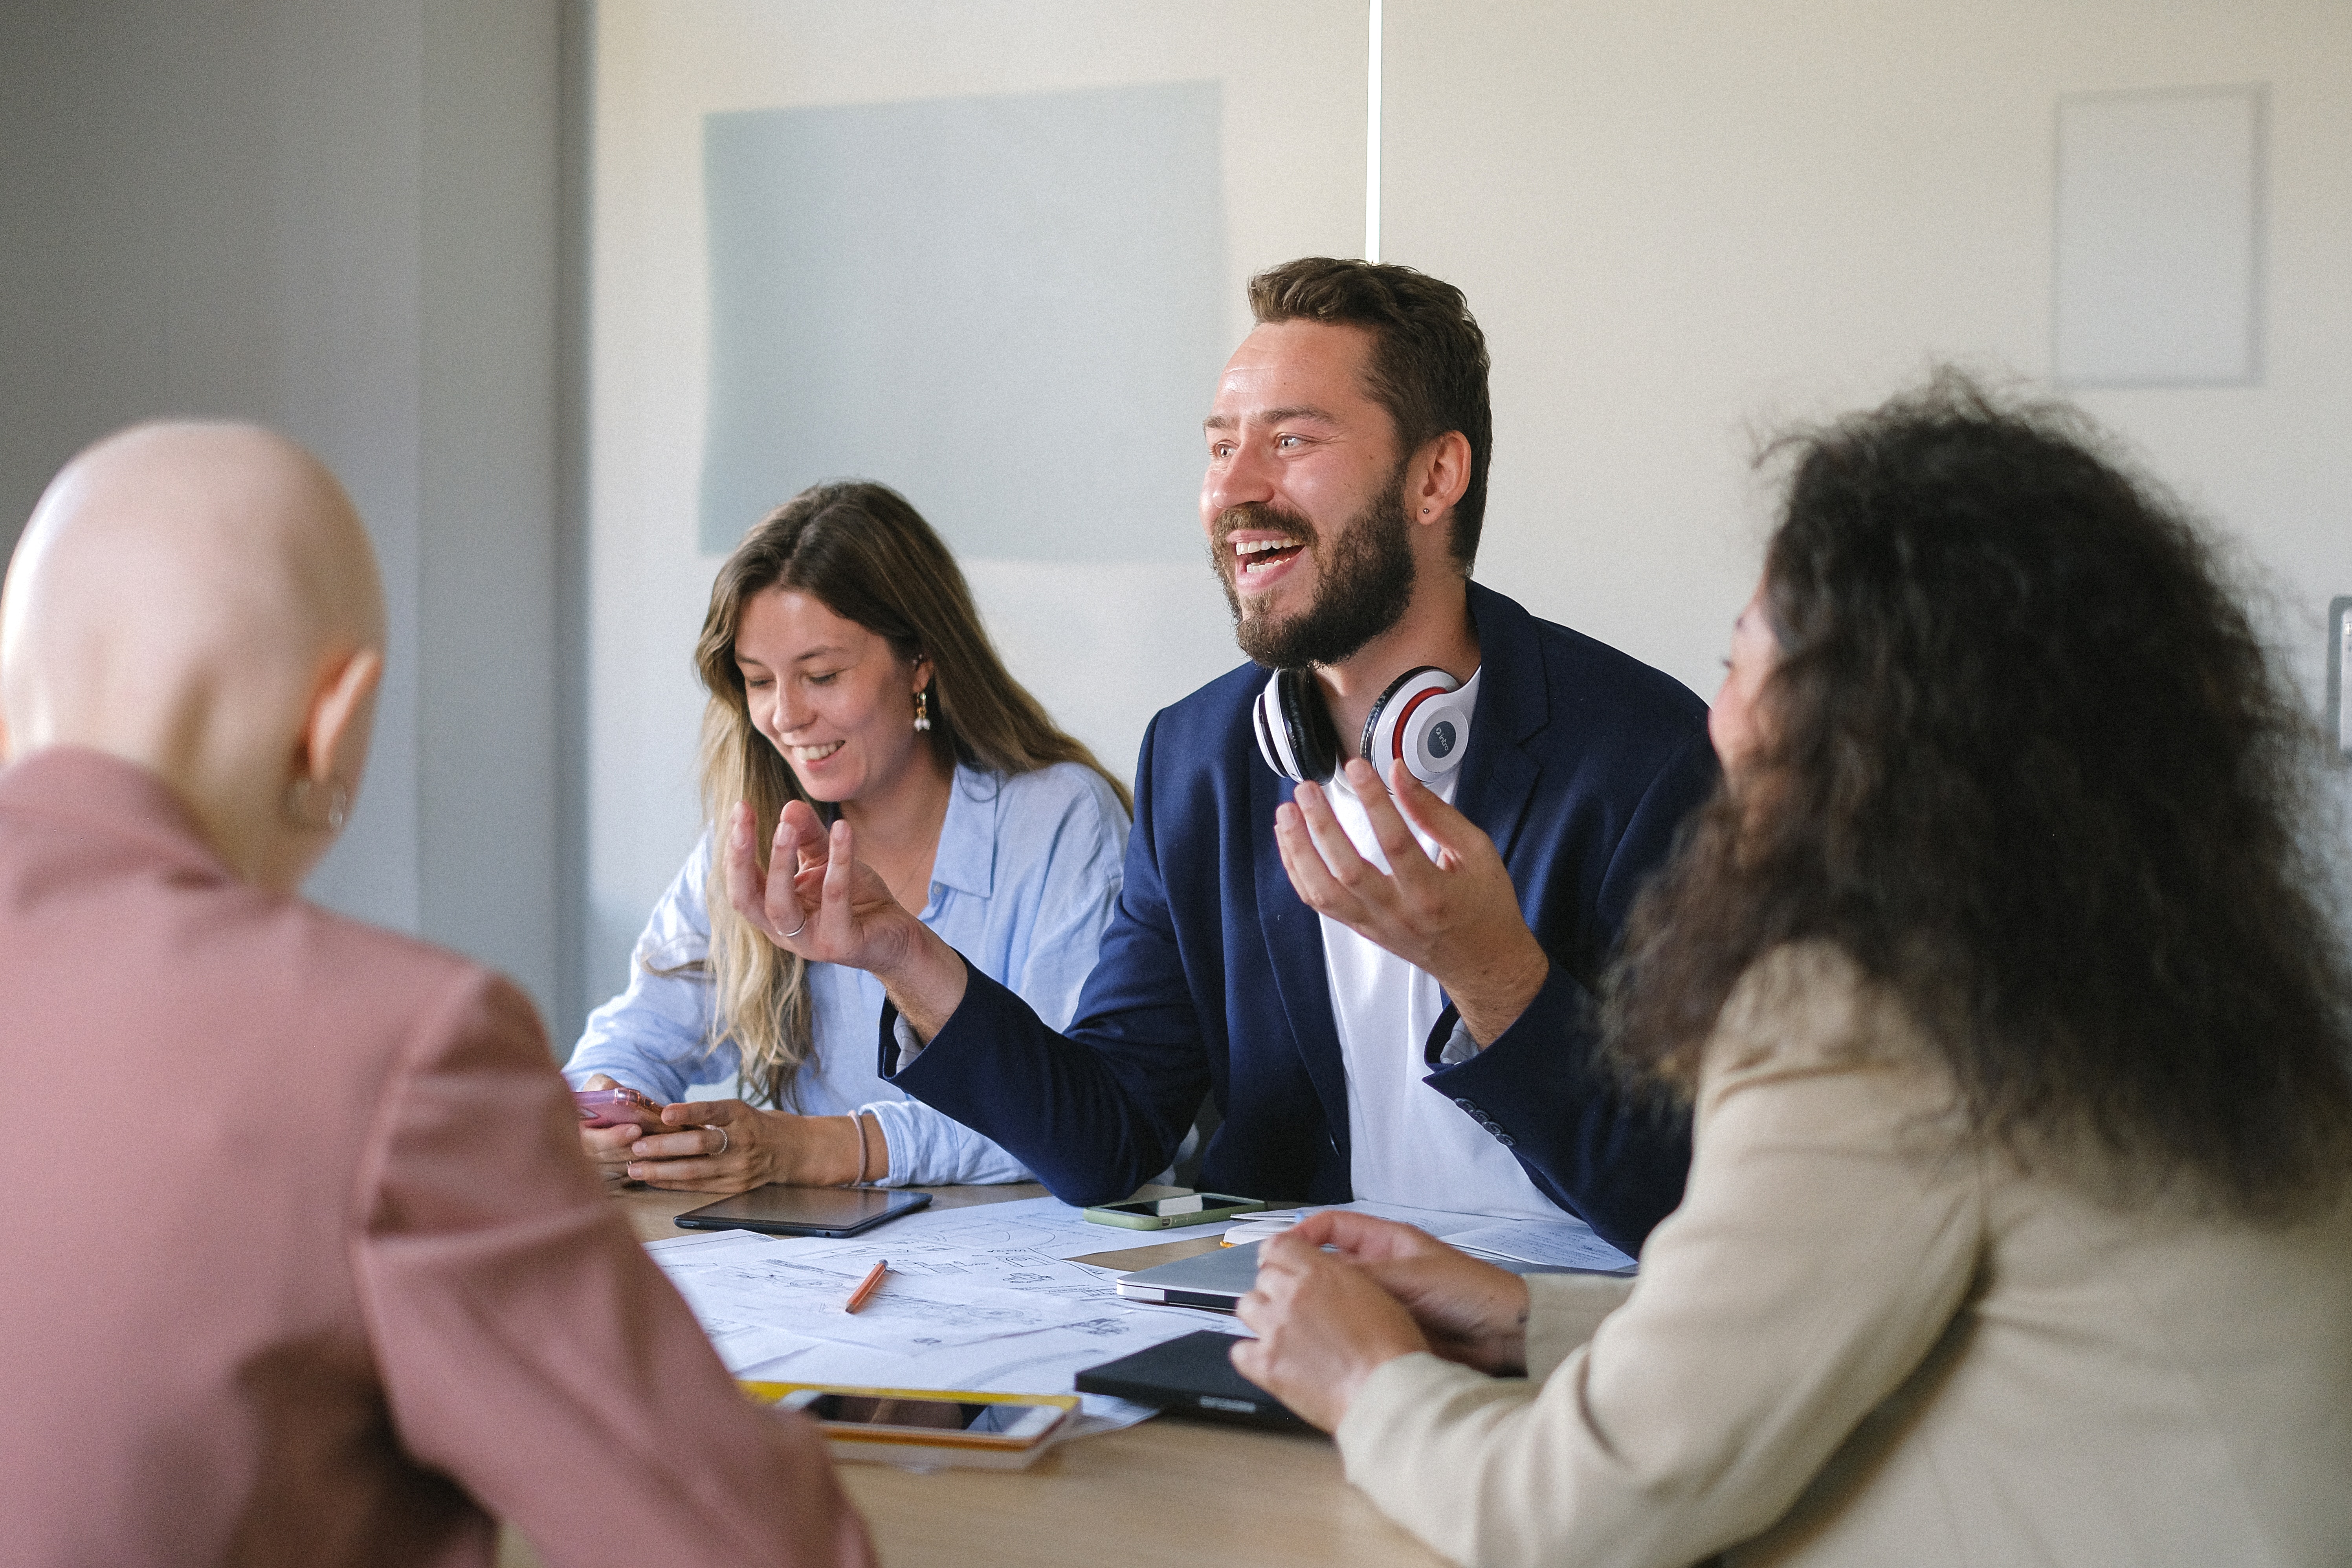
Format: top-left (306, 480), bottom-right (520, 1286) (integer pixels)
top-left (648, 1197), bottom-right (1248, 1434)
top-left (1218, 1200), bottom-right (1638, 1274)
top-left (648, 1193), bottom-right (1635, 1443)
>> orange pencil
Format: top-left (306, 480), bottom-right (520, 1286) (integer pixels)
top-left (843, 1260), bottom-right (889, 1314)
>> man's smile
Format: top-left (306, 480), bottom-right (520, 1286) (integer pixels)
top-left (1234, 537), bottom-right (1305, 574)
top-left (1216, 510), bottom-right (1319, 600)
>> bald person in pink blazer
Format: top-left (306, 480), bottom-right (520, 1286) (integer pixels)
top-left (0, 423), bottom-right (875, 1568)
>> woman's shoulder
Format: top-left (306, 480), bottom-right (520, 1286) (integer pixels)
top-left (965, 761), bottom-right (1131, 830)
top-left (626, 830), bottom-right (716, 965)
top-left (1704, 942), bottom-right (1947, 1091)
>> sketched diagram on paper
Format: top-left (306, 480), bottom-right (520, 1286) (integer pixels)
top-left (794, 1222), bottom-right (1126, 1300)
top-left (664, 1253), bottom-right (1107, 1352)
top-left (736, 1306), bottom-right (1238, 1407)
top-left (815, 1240), bottom-right (1116, 1298)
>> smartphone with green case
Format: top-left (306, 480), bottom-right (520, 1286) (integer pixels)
top-left (1081, 1193), bottom-right (1268, 1231)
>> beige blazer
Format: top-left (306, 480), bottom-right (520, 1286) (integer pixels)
top-left (1338, 942), bottom-right (2352, 1568)
top-left (0, 748), bottom-right (873, 1568)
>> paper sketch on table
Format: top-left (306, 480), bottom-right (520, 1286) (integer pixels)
top-left (847, 1194), bottom-right (1199, 1261)
top-left (1317, 1199), bottom-right (1529, 1240)
top-left (730, 1300), bottom-right (1244, 1406)
top-left (643, 1202), bottom-right (1252, 1432)
top-left (1252, 1199), bottom-right (1638, 1273)
top-left (1443, 1218), bottom-right (1638, 1274)
top-left (785, 1230), bottom-right (1125, 1299)
top-left (659, 1243), bottom-right (1110, 1352)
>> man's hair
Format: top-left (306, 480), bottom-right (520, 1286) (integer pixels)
top-left (1248, 258), bottom-right (1492, 572)
top-left (1605, 372), bottom-right (2352, 1220)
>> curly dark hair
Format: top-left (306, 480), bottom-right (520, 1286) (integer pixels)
top-left (1605, 374), bottom-right (2352, 1219)
top-left (1248, 257), bottom-right (1492, 572)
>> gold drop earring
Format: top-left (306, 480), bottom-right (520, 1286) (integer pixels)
top-left (913, 687), bottom-right (932, 733)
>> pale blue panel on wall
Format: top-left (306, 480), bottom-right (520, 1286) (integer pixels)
top-left (2054, 87), bottom-right (2263, 388)
top-left (701, 81), bottom-right (1226, 560)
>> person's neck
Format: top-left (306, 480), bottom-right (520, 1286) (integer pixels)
top-left (1314, 572), bottom-right (1479, 763)
top-left (46, 701), bottom-right (310, 893)
top-left (837, 747), bottom-right (956, 905)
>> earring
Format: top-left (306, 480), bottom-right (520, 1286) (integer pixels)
top-left (286, 777), bottom-right (352, 831)
top-left (913, 688), bottom-right (932, 734)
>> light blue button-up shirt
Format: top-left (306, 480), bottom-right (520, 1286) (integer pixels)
top-left (564, 761), bottom-right (1128, 1185)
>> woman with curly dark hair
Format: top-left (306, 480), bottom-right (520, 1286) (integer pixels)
top-left (1230, 376), bottom-right (2352, 1567)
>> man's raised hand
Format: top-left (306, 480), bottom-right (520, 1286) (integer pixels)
top-left (1273, 757), bottom-right (1551, 1045)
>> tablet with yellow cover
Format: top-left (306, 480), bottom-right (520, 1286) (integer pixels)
top-left (739, 1381), bottom-right (1079, 1470)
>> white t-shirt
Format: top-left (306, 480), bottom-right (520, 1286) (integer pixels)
top-left (1315, 669), bottom-right (1559, 1220)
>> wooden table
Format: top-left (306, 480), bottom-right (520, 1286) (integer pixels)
top-left (497, 1183), bottom-right (1447, 1568)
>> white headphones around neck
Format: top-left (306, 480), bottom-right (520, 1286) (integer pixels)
top-left (1252, 665), bottom-right (1473, 788)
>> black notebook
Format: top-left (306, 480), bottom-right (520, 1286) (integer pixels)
top-left (1075, 1330), bottom-right (1312, 1432)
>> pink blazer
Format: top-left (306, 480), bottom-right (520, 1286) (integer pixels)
top-left (0, 748), bottom-right (874, 1568)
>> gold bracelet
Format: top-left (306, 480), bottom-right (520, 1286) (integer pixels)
top-left (850, 1110), bottom-right (873, 1186)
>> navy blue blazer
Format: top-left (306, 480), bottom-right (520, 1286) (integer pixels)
top-left (887, 581), bottom-right (1718, 1253)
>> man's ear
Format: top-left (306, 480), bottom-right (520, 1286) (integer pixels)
top-left (1409, 431), bottom-right (1473, 525)
top-left (301, 647), bottom-right (383, 787)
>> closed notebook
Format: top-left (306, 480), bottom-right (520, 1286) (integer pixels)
top-left (1075, 1330), bottom-right (1310, 1432)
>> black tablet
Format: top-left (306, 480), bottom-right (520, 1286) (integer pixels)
top-left (673, 1184), bottom-right (932, 1238)
top-left (1076, 1329), bottom-right (1310, 1431)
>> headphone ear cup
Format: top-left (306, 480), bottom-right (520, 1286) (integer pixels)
top-left (1360, 666), bottom-right (1470, 786)
top-left (1277, 669), bottom-right (1340, 784)
top-left (1254, 673), bottom-right (1299, 781)
top-left (1398, 686), bottom-right (1473, 783)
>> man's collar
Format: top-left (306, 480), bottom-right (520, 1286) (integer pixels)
top-left (1462, 580), bottom-right (1548, 744)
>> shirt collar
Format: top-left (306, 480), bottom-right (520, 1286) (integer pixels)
top-left (928, 763), bottom-right (998, 901)
top-left (0, 745), bottom-right (226, 877)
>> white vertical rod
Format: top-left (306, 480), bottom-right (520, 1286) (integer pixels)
top-left (1365, 0), bottom-right (1382, 262)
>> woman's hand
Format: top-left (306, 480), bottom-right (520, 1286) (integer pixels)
top-left (575, 1072), bottom-right (668, 1181)
top-left (580, 1087), bottom-right (885, 1193)
top-left (1284, 1210), bottom-right (1534, 1375)
top-left (725, 800), bottom-right (918, 970)
top-left (1232, 1227), bottom-right (1433, 1432)
top-left (722, 799), bottom-right (969, 1039)
top-left (1276, 758), bottom-right (1551, 1046)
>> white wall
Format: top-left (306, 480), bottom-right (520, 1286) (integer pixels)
top-left (1383, 0), bottom-right (2352, 716)
top-left (29, 3), bottom-right (2333, 1048)
top-left (589, 0), bottom-right (2352, 1018)
top-left (585, 0), bottom-right (1368, 1014)
top-left (0, 0), bottom-right (571, 1029)
top-left (0, 0), bottom-right (429, 933)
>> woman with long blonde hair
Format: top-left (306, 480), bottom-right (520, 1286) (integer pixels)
top-left (567, 481), bottom-right (1131, 1189)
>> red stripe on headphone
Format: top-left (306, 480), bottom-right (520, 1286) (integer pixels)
top-left (1387, 684), bottom-right (1450, 762)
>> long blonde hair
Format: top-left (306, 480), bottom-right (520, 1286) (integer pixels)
top-left (694, 481), bottom-right (1132, 1108)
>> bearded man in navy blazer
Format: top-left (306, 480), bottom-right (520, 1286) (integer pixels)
top-left (730, 259), bottom-right (1716, 1253)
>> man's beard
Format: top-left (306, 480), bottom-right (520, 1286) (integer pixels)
top-left (1209, 470), bottom-right (1416, 671)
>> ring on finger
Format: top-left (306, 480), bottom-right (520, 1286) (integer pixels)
top-left (712, 1126), bottom-right (730, 1157)
top-left (783, 918), bottom-right (809, 939)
